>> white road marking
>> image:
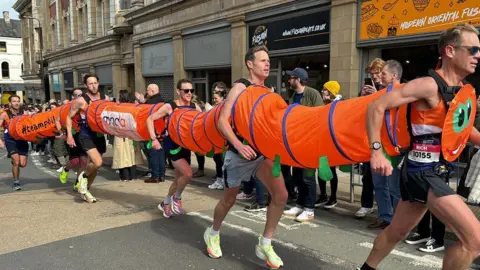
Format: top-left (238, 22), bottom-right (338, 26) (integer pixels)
top-left (358, 242), bottom-right (446, 268)
top-left (230, 210), bottom-right (319, 230)
top-left (31, 155), bottom-right (58, 178)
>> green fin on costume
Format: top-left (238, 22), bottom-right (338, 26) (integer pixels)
top-left (222, 145), bottom-right (226, 153)
top-left (272, 155), bottom-right (281, 178)
top-left (242, 139), bottom-right (249, 145)
top-left (35, 136), bottom-right (42, 140)
top-left (71, 128), bottom-right (77, 135)
top-left (96, 132), bottom-right (104, 137)
top-left (206, 149), bottom-right (215, 158)
top-left (195, 151), bottom-right (204, 156)
top-left (318, 156), bottom-right (333, 182)
top-left (339, 165), bottom-right (352, 173)
top-left (170, 146), bottom-right (182, 155)
top-left (53, 131), bottom-right (60, 136)
top-left (146, 139), bottom-right (153, 149)
top-left (133, 141), bottom-right (137, 148)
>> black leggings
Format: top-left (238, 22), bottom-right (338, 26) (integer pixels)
top-left (213, 153), bottom-right (223, 178)
top-left (119, 166), bottom-right (137, 180)
top-left (196, 153), bottom-right (205, 170)
top-left (319, 166), bottom-right (338, 200)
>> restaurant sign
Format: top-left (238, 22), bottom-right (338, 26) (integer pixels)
top-left (359, 0), bottom-right (480, 40)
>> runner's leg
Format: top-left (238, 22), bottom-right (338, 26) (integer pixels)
top-left (426, 190), bottom-right (480, 269)
top-left (365, 200), bottom-right (427, 268)
top-left (85, 148), bottom-right (102, 187)
top-left (11, 153), bottom-right (20, 180)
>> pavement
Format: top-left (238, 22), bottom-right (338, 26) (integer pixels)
top-left (0, 147), bottom-right (479, 270)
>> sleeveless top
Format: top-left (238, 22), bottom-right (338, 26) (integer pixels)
top-left (3, 109), bottom-right (24, 141)
top-left (162, 101), bottom-right (197, 151)
top-left (79, 92), bottom-right (106, 138)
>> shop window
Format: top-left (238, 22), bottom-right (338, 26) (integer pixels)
top-left (0, 42), bottom-right (6, 53)
top-left (1, 62), bottom-right (9, 79)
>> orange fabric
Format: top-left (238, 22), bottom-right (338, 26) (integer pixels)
top-left (7, 108), bottom-right (61, 141)
top-left (85, 100), bottom-right (166, 141)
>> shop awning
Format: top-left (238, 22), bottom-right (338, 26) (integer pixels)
top-left (0, 84), bottom-right (25, 92)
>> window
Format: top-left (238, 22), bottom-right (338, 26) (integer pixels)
top-left (1, 62), bottom-right (9, 78)
top-left (0, 42), bottom-right (6, 53)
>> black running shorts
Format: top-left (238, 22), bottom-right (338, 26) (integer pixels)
top-left (68, 134), bottom-right (88, 158)
top-left (77, 134), bottom-right (106, 155)
top-left (400, 163), bottom-right (455, 204)
top-left (166, 147), bottom-right (191, 164)
top-left (6, 139), bottom-right (29, 157)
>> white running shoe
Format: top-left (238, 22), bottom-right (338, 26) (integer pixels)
top-left (355, 207), bottom-right (374, 218)
top-left (295, 210), bottom-right (314, 222)
top-left (208, 178), bottom-right (224, 190)
top-left (77, 172), bottom-right (88, 194)
top-left (283, 206), bottom-right (303, 217)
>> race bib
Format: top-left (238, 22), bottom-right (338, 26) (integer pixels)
top-left (408, 143), bottom-right (441, 163)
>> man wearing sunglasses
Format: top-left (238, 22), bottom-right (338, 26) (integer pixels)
top-left (59, 89), bottom-right (88, 186)
top-left (146, 78), bottom-right (201, 218)
top-left (203, 45), bottom-right (286, 269)
top-left (66, 74), bottom-right (110, 203)
top-left (359, 24), bottom-right (480, 270)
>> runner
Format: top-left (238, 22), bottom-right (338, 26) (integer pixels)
top-left (359, 24), bottom-right (480, 270)
top-left (0, 95), bottom-right (29, 191)
top-left (203, 45), bottom-right (287, 269)
top-left (66, 74), bottom-right (109, 203)
top-left (59, 89), bottom-right (88, 189)
top-left (146, 78), bottom-right (201, 218)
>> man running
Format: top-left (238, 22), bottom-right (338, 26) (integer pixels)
top-left (59, 89), bottom-right (88, 187)
top-left (203, 45), bottom-right (287, 269)
top-left (146, 78), bottom-right (201, 218)
top-left (360, 24), bottom-right (480, 270)
top-left (66, 74), bottom-right (109, 203)
top-left (0, 95), bottom-right (29, 191)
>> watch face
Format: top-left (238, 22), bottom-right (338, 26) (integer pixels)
top-left (373, 142), bottom-right (381, 149)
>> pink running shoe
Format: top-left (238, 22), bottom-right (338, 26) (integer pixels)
top-left (171, 196), bottom-right (184, 215)
top-left (158, 201), bottom-right (172, 218)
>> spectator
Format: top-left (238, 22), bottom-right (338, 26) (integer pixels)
top-left (208, 91), bottom-right (226, 190)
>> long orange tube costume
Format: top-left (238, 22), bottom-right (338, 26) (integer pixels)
top-left (7, 83), bottom-right (476, 173)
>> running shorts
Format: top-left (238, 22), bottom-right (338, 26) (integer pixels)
top-left (6, 139), bottom-right (29, 157)
top-left (166, 147), bottom-right (192, 164)
top-left (222, 150), bottom-right (265, 188)
top-left (77, 134), bottom-right (106, 154)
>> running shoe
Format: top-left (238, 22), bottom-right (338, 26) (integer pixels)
top-left (59, 167), bottom-right (69, 184)
top-left (73, 180), bottom-right (79, 192)
top-left (13, 180), bottom-right (21, 191)
top-left (295, 211), bottom-right (314, 222)
top-left (82, 190), bottom-right (97, 203)
top-left (355, 207), bottom-right (374, 218)
top-left (323, 199), bottom-right (337, 209)
top-left (77, 172), bottom-right (88, 194)
top-left (158, 201), bottom-right (172, 218)
top-left (204, 227), bottom-right (222, 259)
top-left (245, 202), bottom-right (267, 212)
top-left (255, 236), bottom-right (284, 269)
top-left (208, 178), bottom-right (224, 190)
top-left (283, 206), bottom-right (303, 217)
top-left (405, 233), bottom-right (430, 245)
top-left (236, 192), bottom-right (254, 200)
top-left (171, 196), bottom-right (184, 215)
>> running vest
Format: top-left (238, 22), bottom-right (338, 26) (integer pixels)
top-left (227, 78), bottom-right (261, 158)
top-left (3, 109), bottom-right (24, 141)
top-left (79, 92), bottom-right (106, 137)
top-left (405, 69), bottom-right (468, 171)
top-left (163, 101), bottom-right (197, 151)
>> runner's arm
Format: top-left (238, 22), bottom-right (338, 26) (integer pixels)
top-left (195, 104), bottom-right (202, 112)
top-left (55, 110), bottom-right (62, 131)
top-left (367, 77), bottom-right (438, 151)
top-left (0, 112), bottom-right (5, 143)
top-left (146, 103), bottom-right (172, 140)
top-left (217, 83), bottom-right (245, 150)
top-left (66, 98), bottom-right (84, 138)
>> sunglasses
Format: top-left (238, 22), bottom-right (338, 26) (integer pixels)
top-left (456, 46), bottom-right (480, 56)
top-left (180, 89), bottom-right (194, 94)
top-left (73, 94), bottom-right (82, 97)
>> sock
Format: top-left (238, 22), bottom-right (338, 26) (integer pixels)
top-left (64, 168), bottom-right (69, 172)
top-left (164, 196), bottom-right (171, 205)
top-left (261, 236), bottom-right (271, 246)
top-left (360, 262), bottom-right (375, 270)
top-left (174, 191), bottom-right (182, 200)
top-left (209, 226), bottom-right (219, 236)
top-left (304, 208), bottom-right (314, 213)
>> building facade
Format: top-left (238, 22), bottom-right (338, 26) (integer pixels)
top-left (0, 11), bottom-right (25, 104)
top-left (14, 0), bottom-right (480, 104)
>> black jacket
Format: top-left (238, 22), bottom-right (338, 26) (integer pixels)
top-left (145, 93), bottom-right (164, 104)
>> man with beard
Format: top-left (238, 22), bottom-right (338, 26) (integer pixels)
top-left (66, 74), bottom-right (110, 203)
top-left (146, 78), bottom-right (201, 218)
top-left (0, 95), bottom-right (29, 191)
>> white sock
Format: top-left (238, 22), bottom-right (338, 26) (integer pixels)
top-left (164, 196), bottom-right (171, 205)
top-left (209, 226), bottom-right (219, 236)
top-left (261, 236), bottom-right (271, 246)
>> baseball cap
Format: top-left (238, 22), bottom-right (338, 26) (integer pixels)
top-left (286, 68), bottom-right (308, 82)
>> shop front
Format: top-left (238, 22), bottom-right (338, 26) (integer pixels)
top-left (63, 71), bottom-right (74, 98)
top-left (95, 65), bottom-right (113, 97)
top-left (357, 0), bottom-right (480, 85)
top-left (142, 38), bottom-right (175, 101)
top-left (246, 2), bottom-right (331, 99)
top-left (77, 67), bottom-right (90, 89)
top-left (52, 72), bottom-right (61, 101)
top-left (183, 27), bottom-right (232, 104)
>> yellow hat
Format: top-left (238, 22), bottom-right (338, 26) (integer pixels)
top-left (323, 81), bottom-right (340, 96)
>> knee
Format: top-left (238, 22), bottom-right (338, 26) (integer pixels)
top-left (19, 162), bottom-right (27, 168)
top-left (11, 160), bottom-right (19, 167)
top-left (465, 233), bottom-right (480, 256)
top-left (222, 196), bottom-right (236, 209)
top-left (92, 159), bottom-right (102, 168)
top-left (271, 188), bottom-right (288, 206)
top-left (386, 225), bottom-right (410, 242)
top-left (184, 169), bottom-right (193, 178)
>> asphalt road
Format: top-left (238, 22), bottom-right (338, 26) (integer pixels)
top-left (0, 148), bottom-right (479, 270)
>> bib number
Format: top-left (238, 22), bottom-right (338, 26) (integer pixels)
top-left (408, 143), bottom-right (440, 163)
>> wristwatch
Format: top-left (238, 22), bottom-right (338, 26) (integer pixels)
top-left (370, 141), bottom-right (382, 150)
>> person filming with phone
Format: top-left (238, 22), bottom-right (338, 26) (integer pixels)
top-left (361, 58), bottom-right (386, 96)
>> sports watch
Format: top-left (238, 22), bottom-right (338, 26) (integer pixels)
top-left (370, 141), bottom-right (382, 150)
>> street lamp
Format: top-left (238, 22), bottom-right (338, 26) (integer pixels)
top-left (21, 16), bottom-right (46, 102)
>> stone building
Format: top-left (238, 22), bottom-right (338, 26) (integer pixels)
top-left (0, 11), bottom-right (26, 104)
